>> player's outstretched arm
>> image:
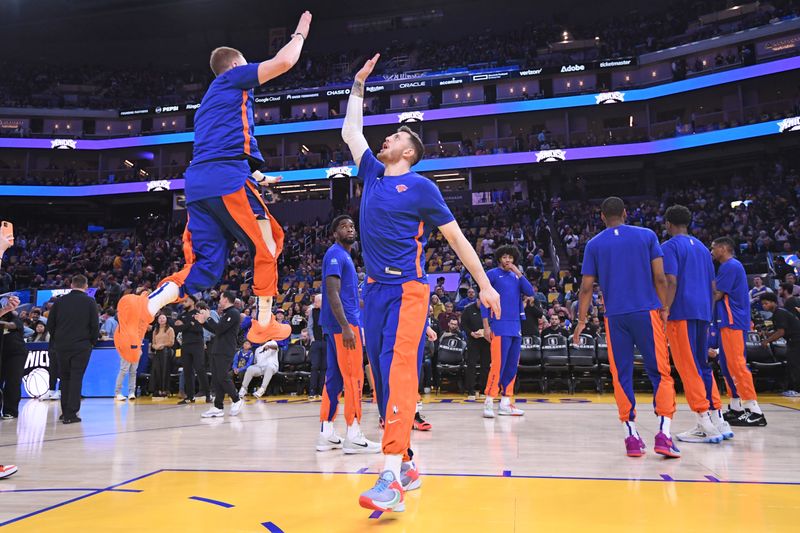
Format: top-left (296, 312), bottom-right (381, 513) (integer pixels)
top-left (257, 11), bottom-right (312, 85)
top-left (439, 221), bottom-right (501, 319)
top-left (342, 53), bottom-right (379, 167)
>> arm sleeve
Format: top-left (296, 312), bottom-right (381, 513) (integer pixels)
top-left (420, 181), bottom-right (456, 228)
top-left (715, 263), bottom-right (734, 294)
top-left (225, 63), bottom-right (261, 90)
top-left (202, 318), bottom-right (219, 334)
top-left (662, 242), bottom-right (678, 276)
top-left (519, 275), bottom-right (535, 297)
top-left (342, 91), bottom-right (369, 161)
top-left (581, 241), bottom-right (598, 277)
top-left (324, 252), bottom-right (344, 279)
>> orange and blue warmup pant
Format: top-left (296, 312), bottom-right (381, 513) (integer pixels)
top-left (718, 328), bottom-right (756, 401)
top-left (605, 310), bottom-right (676, 422)
top-left (160, 182), bottom-right (283, 298)
top-left (320, 325), bottom-right (364, 426)
top-left (667, 320), bottom-right (721, 412)
top-left (484, 336), bottom-right (522, 398)
top-left (363, 280), bottom-right (429, 458)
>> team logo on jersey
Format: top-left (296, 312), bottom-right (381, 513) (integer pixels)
top-left (595, 91), bottom-right (625, 104)
top-left (147, 180), bottom-right (171, 192)
top-left (395, 184), bottom-right (408, 193)
top-left (398, 111), bottom-right (424, 123)
top-left (326, 166), bottom-right (353, 179)
top-left (778, 116), bottom-right (800, 133)
top-left (535, 149), bottom-right (567, 163)
top-left (50, 139), bottom-right (77, 149)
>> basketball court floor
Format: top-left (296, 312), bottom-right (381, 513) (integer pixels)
top-left (1, 393), bottom-right (798, 532)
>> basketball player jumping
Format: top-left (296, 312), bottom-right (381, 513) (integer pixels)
top-left (341, 53), bottom-right (501, 513)
top-left (115, 12), bottom-right (313, 362)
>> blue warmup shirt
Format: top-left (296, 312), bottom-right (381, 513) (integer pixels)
top-left (480, 267), bottom-right (534, 337)
top-left (185, 63), bottom-right (264, 202)
top-left (715, 257), bottom-right (750, 331)
top-left (358, 149), bottom-right (455, 284)
top-left (662, 234), bottom-right (715, 322)
top-left (582, 224), bottom-right (663, 317)
top-left (320, 243), bottom-right (361, 332)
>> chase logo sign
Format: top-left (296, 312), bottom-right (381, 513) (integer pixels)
top-left (51, 139), bottom-right (77, 150)
top-left (326, 167), bottom-right (353, 179)
top-left (535, 149), bottom-right (567, 163)
top-left (147, 180), bottom-right (171, 192)
top-left (778, 117), bottom-right (800, 133)
top-left (595, 91), bottom-right (625, 104)
top-left (398, 111), bottom-right (424, 123)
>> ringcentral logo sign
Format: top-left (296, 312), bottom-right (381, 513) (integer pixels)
top-left (778, 116), bottom-right (800, 133)
top-left (535, 149), bottom-right (567, 162)
top-left (560, 64), bottom-right (585, 73)
top-left (366, 85), bottom-right (385, 93)
top-left (51, 139), bottom-right (77, 149)
top-left (595, 91), bottom-right (625, 104)
top-left (147, 180), bottom-right (171, 192)
top-left (398, 111), bottom-right (424, 123)
top-left (326, 167), bottom-right (353, 179)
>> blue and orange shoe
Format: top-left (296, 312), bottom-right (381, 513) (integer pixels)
top-left (359, 471), bottom-right (405, 512)
top-left (400, 461), bottom-right (421, 491)
top-left (625, 435), bottom-right (645, 457)
top-left (654, 432), bottom-right (681, 458)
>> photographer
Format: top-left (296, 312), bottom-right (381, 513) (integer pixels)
top-left (759, 292), bottom-right (800, 397)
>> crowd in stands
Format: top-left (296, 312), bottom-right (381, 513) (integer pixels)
top-left (1, 1), bottom-right (796, 113)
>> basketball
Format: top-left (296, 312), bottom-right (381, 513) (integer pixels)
top-left (23, 368), bottom-right (51, 399)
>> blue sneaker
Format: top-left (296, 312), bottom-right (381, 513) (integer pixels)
top-left (359, 470), bottom-right (405, 512)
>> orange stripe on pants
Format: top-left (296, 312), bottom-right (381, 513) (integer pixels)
top-left (604, 317), bottom-right (636, 422)
top-left (649, 310), bottom-right (677, 419)
top-left (720, 327), bottom-right (757, 401)
top-left (667, 320), bottom-right (711, 413)
top-left (484, 335), bottom-right (502, 397)
top-left (222, 187), bottom-right (280, 297)
top-left (383, 281), bottom-right (428, 457)
top-left (319, 325), bottom-right (364, 425)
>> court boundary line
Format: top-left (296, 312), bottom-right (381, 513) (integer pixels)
top-left (4, 465), bottom-right (798, 528)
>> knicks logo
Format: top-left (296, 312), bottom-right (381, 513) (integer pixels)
top-left (395, 184), bottom-right (408, 193)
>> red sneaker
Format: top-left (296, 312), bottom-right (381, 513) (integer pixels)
top-left (412, 412), bottom-right (432, 431)
top-left (0, 464), bottom-right (18, 479)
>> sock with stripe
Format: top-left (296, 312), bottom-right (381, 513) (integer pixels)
top-left (658, 416), bottom-right (671, 438)
top-left (623, 421), bottom-right (640, 439)
top-left (255, 296), bottom-right (274, 326)
top-left (321, 420), bottom-right (334, 437)
top-left (147, 282), bottom-right (179, 316)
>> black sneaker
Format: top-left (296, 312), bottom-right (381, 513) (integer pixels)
top-left (177, 398), bottom-right (195, 405)
top-left (723, 408), bottom-right (745, 422)
top-left (729, 410), bottom-right (767, 427)
top-left (62, 416), bottom-right (82, 424)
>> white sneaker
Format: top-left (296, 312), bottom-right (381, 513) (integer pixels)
top-left (50, 390), bottom-right (61, 400)
top-left (782, 390), bottom-right (800, 397)
top-left (483, 402), bottom-right (495, 419)
top-left (230, 398), bottom-right (244, 416)
top-left (201, 407), bottom-right (224, 418)
top-left (467, 395), bottom-right (476, 401)
top-left (676, 414), bottom-right (723, 444)
top-left (128, 394), bottom-right (136, 401)
top-left (38, 391), bottom-right (51, 401)
top-left (316, 431), bottom-right (344, 452)
top-left (115, 394), bottom-right (126, 401)
top-left (711, 414), bottom-right (734, 440)
top-left (253, 388), bottom-right (265, 399)
top-left (498, 403), bottom-right (524, 416)
top-left (343, 432), bottom-right (381, 454)
top-left (238, 387), bottom-right (247, 398)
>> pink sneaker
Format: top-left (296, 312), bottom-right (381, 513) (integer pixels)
top-left (654, 432), bottom-right (681, 458)
top-left (625, 435), bottom-right (645, 457)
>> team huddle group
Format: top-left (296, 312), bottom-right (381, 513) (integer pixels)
top-left (105, 12), bottom-right (777, 514)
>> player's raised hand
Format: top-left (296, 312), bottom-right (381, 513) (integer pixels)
top-left (355, 53), bottom-right (380, 83)
top-left (479, 285), bottom-right (501, 320)
top-left (294, 11), bottom-right (312, 39)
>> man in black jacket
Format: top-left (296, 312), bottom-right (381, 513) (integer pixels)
top-left (175, 296), bottom-right (210, 404)
top-left (461, 300), bottom-right (490, 400)
top-left (46, 275), bottom-right (100, 424)
top-left (198, 290), bottom-right (243, 418)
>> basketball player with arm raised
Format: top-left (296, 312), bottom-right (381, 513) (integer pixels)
top-left (114, 12), bottom-right (312, 363)
top-left (342, 54), bottom-right (501, 513)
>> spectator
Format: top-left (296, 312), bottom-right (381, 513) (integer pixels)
top-left (27, 320), bottom-right (50, 343)
top-left (455, 287), bottom-right (477, 312)
top-left (149, 313), bottom-right (175, 397)
top-left (541, 315), bottom-right (569, 338)
top-left (239, 340), bottom-right (280, 398)
top-left (437, 301), bottom-right (459, 332)
top-left (0, 297), bottom-right (25, 418)
top-left (430, 294), bottom-right (445, 319)
top-left (231, 340), bottom-right (255, 389)
top-left (100, 308), bottom-right (118, 340)
top-left (440, 317), bottom-right (465, 342)
top-left (779, 282), bottom-right (800, 321)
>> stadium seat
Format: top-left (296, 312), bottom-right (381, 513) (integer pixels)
top-left (745, 331), bottom-right (786, 390)
top-left (436, 336), bottom-right (466, 392)
top-left (276, 344), bottom-right (311, 395)
top-left (569, 334), bottom-right (599, 393)
top-left (516, 336), bottom-right (544, 393)
top-left (541, 334), bottom-right (570, 393)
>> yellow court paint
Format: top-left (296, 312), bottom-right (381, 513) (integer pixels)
top-left (6, 470), bottom-right (798, 533)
